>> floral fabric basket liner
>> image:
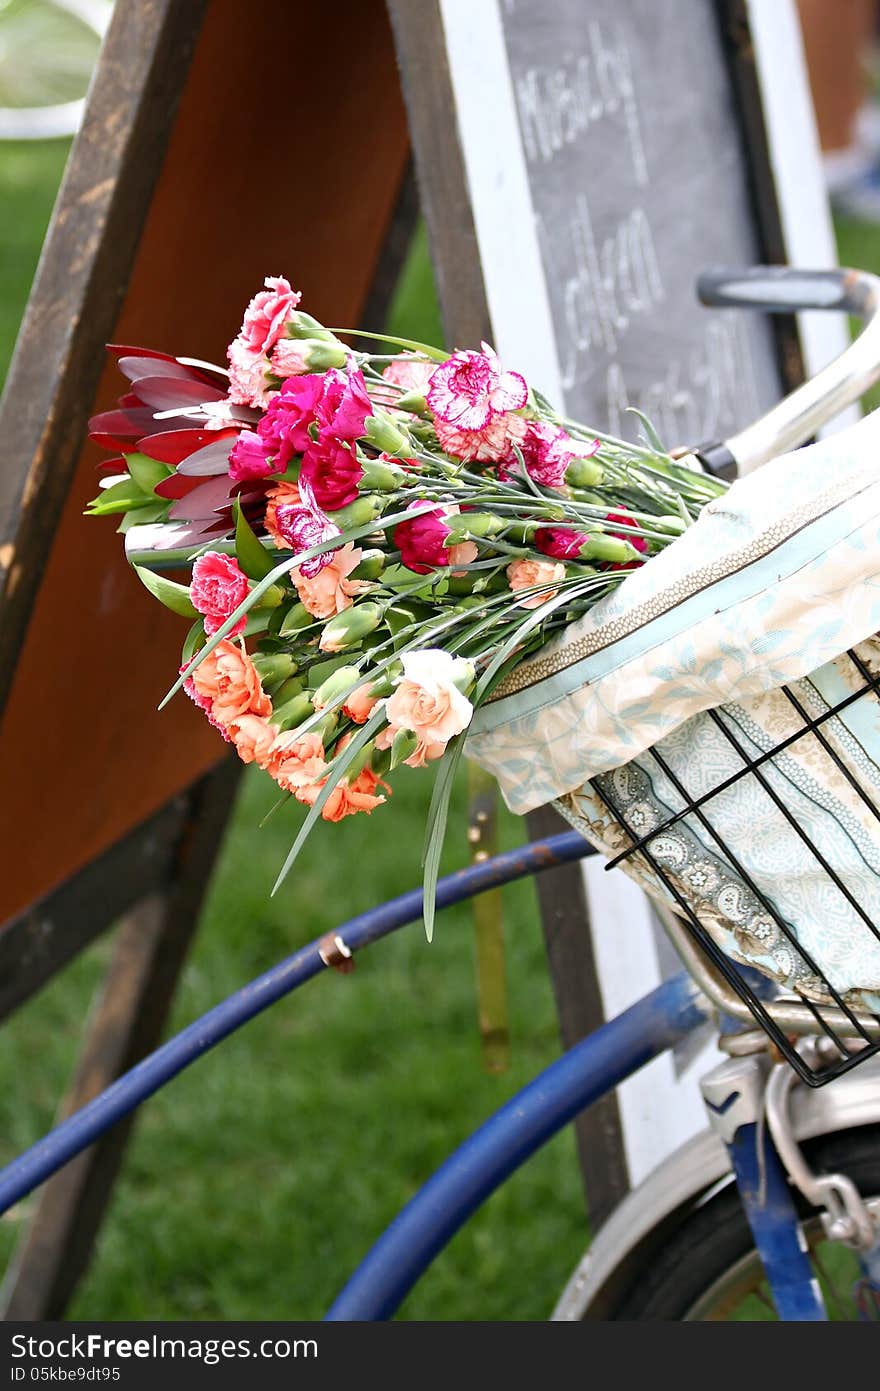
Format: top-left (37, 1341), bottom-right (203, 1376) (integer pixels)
top-left (467, 411), bottom-right (880, 1013)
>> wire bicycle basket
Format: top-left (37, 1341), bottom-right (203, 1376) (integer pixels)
top-left (590, 646), bottom-right (880, 1087)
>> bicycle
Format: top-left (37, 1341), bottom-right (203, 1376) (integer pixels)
top-left (1, 266), bottom-right (880, 1321)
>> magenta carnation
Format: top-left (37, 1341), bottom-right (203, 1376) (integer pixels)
top-left (228, 429), bottom-right (276, 482)
top-left (535, 526), bottom-right (590, 560)
top-left (316, 366), bottom-right (372, 442)
top-left (427, 343), bottom-right (527, 431)
top-left (256, 374), bottom-right (325, 471)
top-left (394, 508), bottom-right (453, 574)
top-left (190, 552), bottom-right (250, 636)
top-left (299, 436), bottom-right (363, 512)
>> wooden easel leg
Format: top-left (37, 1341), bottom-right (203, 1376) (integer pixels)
top-left (526, 804), bottom-right (630, 1230)
top-left (1, 757), bottom-right (240, 1320)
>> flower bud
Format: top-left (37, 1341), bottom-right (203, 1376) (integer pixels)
top-left (505, 521), bottom-right (539, 544)
top-left (273, 691), bottom-right (314, 732)
top-left (313, 664), bottom-right (362, 710)
top-left (316, 710), bottom-right (339, 743)
top-left (279, 602), bottom-right (313, 634)
top-left (579, 534), bottom-right (641, 564)
top-left (252, 583), bottom-right (286, 611)
top-left (445, 512), bottom-right (504, 541)
top-left (326, 495), bottom-right (384, 529)
top-left (252, 652), bottom-right (297, 692)
top-left (319, 602), bottom-right (383, 652)
top-left (341, 738), bottom-right (375, 780)
top-left (358, 459), bottom-right (406, 492)
top-left (394, 389), bottom-right (428, 415)
top-left (273, 675), bottom-right (304, 704)
top-left (352, 549), bottom-right (386, 580)
top-left (566, 456), bottom-right (605, 488)
top-left (297, 338), bottom-right (349, 370)
top-left (286, 310), bottom-right (337, 343)
top-left (363, 411), bottom-right (410, 456)
top-left (450, 657), bottom-right (476, 695)
top-left (652, 514), bottom-right (689, 535)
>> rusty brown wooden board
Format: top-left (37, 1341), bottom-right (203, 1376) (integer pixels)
top-left (0, 0), bottom-right (411, 937)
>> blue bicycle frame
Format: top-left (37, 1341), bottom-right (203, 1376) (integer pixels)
top-left (0, 830), bottom-right (835, 1321)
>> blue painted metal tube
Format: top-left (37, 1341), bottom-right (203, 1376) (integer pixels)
top-left (726, 1123), bottom-right (827, 1320)
top-left (325, 971), bottom-right (707, 1321)
top-left (0, 831), bottom-right (594, 1216)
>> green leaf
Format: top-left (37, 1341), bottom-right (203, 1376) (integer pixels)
top-left (625, 408), bottom-right (667, 455)
top-left (134, 565), bottom-right (199, 618)
top-left (326, 327), bottom-right (448, 361)
top-left (421, 735), bottom-right (466, 942)
top-left (125, 451), bottom-right (172, 494)
top-left (181, 618), bottom-right (206, 666)
top-left (234, 497), bottom-right (276, 580)
top-left (86, 477), bottom-right (155, 515)
top-left (306, 654), bottom-right (356, 690)
top-left (117, 501), bottom-right (167, 533)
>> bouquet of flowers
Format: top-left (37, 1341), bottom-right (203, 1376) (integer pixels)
top-left (88, 275), bottom-right (725, 934)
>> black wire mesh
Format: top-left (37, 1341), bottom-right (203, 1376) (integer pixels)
top-left (591, 649), bottom-right (880, 1087)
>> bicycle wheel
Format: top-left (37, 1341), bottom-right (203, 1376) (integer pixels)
top-left (608, 1126), bottom-right (880, 1320)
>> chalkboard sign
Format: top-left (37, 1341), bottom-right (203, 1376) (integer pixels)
top-left (500, 0), bottom-right (779, 445)
top-left (391, 0), bottom-right (846, 1220)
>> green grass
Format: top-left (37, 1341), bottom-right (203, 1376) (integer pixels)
top-left (0, 146), bottom-right (586, 1320)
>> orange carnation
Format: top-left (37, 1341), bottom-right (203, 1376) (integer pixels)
top-left (191, 639), bottom-right (272, 726)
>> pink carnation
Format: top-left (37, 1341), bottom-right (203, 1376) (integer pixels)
top-left (270, 339), bottom-right (312, 377)
top-left (190, 552), bottom-right (250, 637)
top-left (315, 366), bottom-right (372, 442)
top-left (380, 353), bottom-right (436, 400)
top-left (434, 409), bottom-right (527, 465)
top-left (513, 421), bottom-right (580, 489)
top-left (427, 343), bottom-right (527, 431)
top-left (535, 526), bottom-right (590, 560)
top-left (257, 374), bottom-right (325, 470)
top-left (228, 429), bottom-right (276, 482)
top-left (227, 339), bottom-right (274, 409)
top-left (233, 275), bottom-right (301, 358)
top-left (506, 558), bottom-right (566, 609)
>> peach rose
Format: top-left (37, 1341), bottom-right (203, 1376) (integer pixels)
top-left (384, 649), bottom-right (473, 751)
top-left (264, 480), bottom-right (302, 547)
top-left (506, 558), bottom-right (566, 609)
top-left (266, 730), bottom-right (327, 795)
top-left (228, 713), bottom-right (278, 768)
top-left (342, 683), bottom-right (381, 724)
top-left (191, 640), bottom-right (272, 726)
top-left (293, 543), bottom-right (370, 619)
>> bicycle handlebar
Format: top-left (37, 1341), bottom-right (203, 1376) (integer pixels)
top-left (695, 265), bottom-right (880, 477)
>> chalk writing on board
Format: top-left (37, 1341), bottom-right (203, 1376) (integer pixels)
top-left (605, 315), bottom-right (762, 445)
top-left (513, 22), bottom-right (647, 186)
top-left (539, 196), bottom-right (664, 382)
top-left (500, 1), bottom-right (779, 448)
